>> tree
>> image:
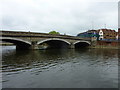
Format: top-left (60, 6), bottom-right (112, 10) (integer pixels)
top-left (49, 31), bottom-right (60, 35)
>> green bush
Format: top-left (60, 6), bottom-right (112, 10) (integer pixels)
top-left (49, 31), bottom-right (60, 35)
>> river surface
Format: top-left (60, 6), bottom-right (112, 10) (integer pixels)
top-left (1, 46), bottom-right (118, 88)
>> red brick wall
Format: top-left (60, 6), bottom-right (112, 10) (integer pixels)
top-left (119, 28), bottom-right (120, 40)
top-left (97, 41), bottom-right (118, 46)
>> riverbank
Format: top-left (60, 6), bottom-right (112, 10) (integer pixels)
top-left (90, 46), bottom-right (119, 49)
top-left (90, 41), bottom-right (120, 49)
top-left (0, 43), bottom-right (14, 46)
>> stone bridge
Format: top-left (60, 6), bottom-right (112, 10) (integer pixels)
top-left (0, 31), bottom-right (92, 49)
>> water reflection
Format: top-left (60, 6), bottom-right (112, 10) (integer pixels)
top-left (2, 46), bottom-right (118, 88)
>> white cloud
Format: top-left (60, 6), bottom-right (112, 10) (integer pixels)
top-left (0, 0), bottom-right (118, 35)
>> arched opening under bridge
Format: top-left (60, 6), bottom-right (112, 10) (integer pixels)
top-left (1, 37), bottom-right (31, 49)
top-left (74, 41), bottom-right (90, 48)
top-left (37, 39), bottom-right (70, 49)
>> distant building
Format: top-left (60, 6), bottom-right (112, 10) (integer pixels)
top-left (77, 29), bottom-right (118, 41)
top-left (98, 29), bottom-right (117, 41)
top-left (118, 28), bottom-right (120, 41)
top-left (77, 30), bottom-right (99, 41)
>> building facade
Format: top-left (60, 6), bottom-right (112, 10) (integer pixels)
top-left (118, 28), bottom-right (120, 41)
top-left (77, 29), bottom-right (118, 41)
top-left (77, 30), bottom-right (99, 41)
top-left (98, 29), bottom-right (117, 41)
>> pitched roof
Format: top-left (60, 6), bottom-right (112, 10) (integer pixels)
top-left (98, 29), bottom-right (116, 33)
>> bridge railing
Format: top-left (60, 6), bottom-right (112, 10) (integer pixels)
top-left (0, 30), bottom-right (91, 41)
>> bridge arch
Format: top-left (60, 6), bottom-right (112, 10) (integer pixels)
top-left (37, 38), bottom-right (71, 45)
top-left (73, 41), bottom-right (91, 45)
top-left (37, 38), bottom-right (71, 49)
top-left (73, 41), bottom-right (91, 48)
top-left (1, 37), bottom-right (31, 49)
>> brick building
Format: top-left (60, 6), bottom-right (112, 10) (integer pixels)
top-left (98, 29), bottom-right (117, 41)
top-left (118, 28), bottom-right (120, 41)
top-left (77, 29), bottom-right (118, 41)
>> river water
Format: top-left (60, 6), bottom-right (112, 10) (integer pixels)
top-left (1, 46), bottom-right (118, 88)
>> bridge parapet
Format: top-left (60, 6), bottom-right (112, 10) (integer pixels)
top-left (0, 30), bottom-right (91, 41)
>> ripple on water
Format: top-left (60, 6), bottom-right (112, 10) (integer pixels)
top-left (2, 46), bottom-right (118, 88)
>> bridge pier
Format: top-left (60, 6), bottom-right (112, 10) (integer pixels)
top-left (69, 43), bottom-right (75, 49)
top-left (30, 45), bottom-right (39, 49)
top-left (30, 41), bottom-right (39, 49)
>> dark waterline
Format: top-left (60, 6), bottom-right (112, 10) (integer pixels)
top-left (2, 46), bottom-right (118, 88)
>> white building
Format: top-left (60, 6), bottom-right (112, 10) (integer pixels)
top-left (116, 34), bottom-right (118, 40)
top-left (99, 29), bottom-right (104, 40)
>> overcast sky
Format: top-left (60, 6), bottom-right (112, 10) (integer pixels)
top-left (0, 0), bottom-right (119, 36)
